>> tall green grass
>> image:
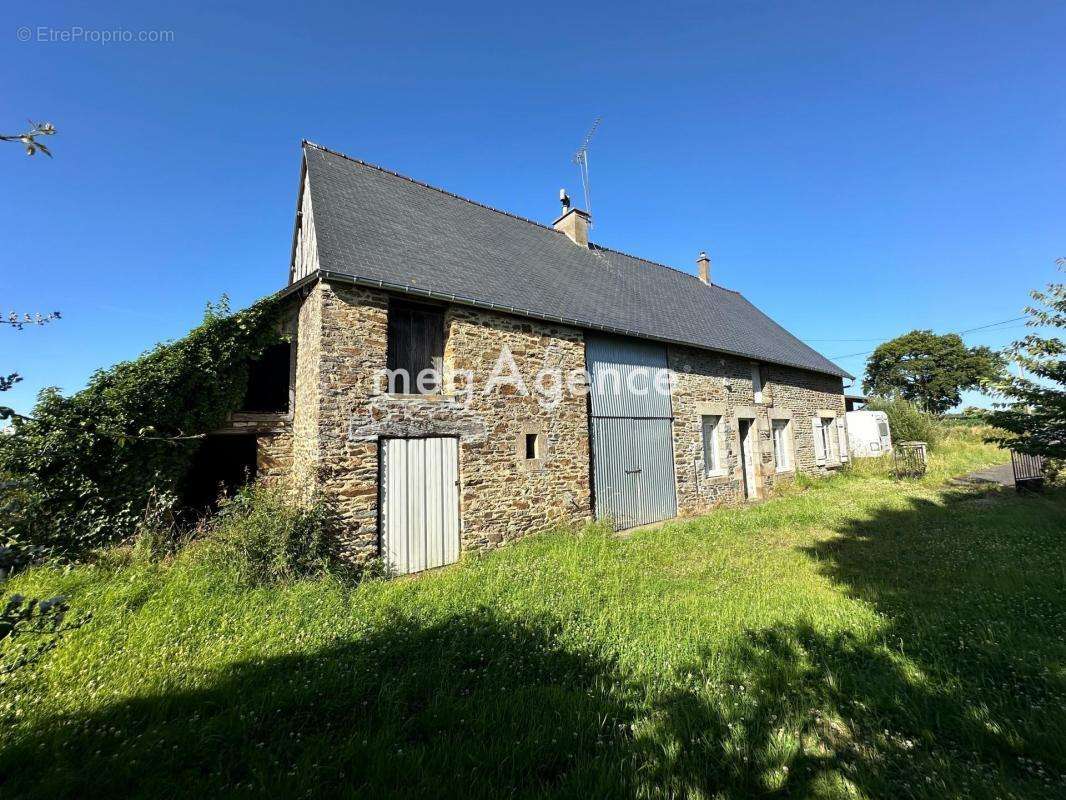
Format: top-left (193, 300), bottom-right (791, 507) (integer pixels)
top-left (1, 431), bottom-right (1063, 799)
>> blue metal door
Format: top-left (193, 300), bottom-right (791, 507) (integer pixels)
top-left (586, 335), bottom-right (677, 529)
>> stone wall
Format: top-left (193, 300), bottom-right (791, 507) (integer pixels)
top-left (291, 282), bottom-right (323, 502)
top-left (442, 305), bottom-right (591, 551)
top-left (281, 277), bottom-right (846, 563)
top-left (668, 345), bottom-right (845, 516)
top-left (295, 280), bottom-right (591, 565)
top-left (256, 424), bottom-right (293, 484)
top-left (763, 362), bottom-right (847, 474)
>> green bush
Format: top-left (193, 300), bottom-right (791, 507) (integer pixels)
top-left (200, 486), bottom-right (345, 586)
top-left (0, 295), bottom-right (285, 557)
top-left (865, 396), bottom-right (941, 449)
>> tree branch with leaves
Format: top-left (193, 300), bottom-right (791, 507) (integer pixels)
top-left (986, 260), bottom-right (1065, 460)
top-left (1, 121), bottom-right (56, 157)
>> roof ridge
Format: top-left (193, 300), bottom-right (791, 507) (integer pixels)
top-left (302, 140), bottom-right (741, 296)
top-left (588, 242), bottom-right (741, 294)
top-left (303, 140), bottom-right (561, 235)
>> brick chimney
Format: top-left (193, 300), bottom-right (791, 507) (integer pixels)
top-left (697, 251), bottom-right (711, 285)
top-left (553, 189), bottom-right (590, 247)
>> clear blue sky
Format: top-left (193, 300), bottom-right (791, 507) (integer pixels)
top-left (4, 0), bottom-right (1063, 414)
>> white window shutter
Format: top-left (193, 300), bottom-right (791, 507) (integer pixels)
top-left (836, 418), bottom-right (849, 462)
top-left (812, 417), bottom-right (826, 463)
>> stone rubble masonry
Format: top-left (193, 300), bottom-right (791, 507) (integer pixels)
top-left (287, 281), bottom-right (592, 566)
top-left (291, 283), bottom-right (323, 504)
top-left (257, 277), bottom-right (846, 565)
top-left (669, 345), bottom-right (846, 516)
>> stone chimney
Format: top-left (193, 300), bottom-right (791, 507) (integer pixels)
top-left (697, 251), bottom-right (711, 285)
top-left (553, 189), bottom-right (590, 247)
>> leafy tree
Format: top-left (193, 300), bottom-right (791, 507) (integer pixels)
top-left (986, 261), bottom-right (1065, 459)
top-left (862, 330), bottom-right (1002, 415)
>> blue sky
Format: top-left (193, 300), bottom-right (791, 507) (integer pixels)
top-left (3, 0), bottom-right (1063, 414)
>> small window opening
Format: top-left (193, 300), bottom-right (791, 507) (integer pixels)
top-left (752, 363), bottom-right (764, 404)
top-left (525, 433), bottom-right (541, 460)
top-left (242, 342), bottom-right (291, 413)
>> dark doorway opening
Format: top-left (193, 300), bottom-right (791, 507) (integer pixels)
top-left (182, 434), bottom-right (258, 511)
top-left (738, 419), bottom-right (755, 500)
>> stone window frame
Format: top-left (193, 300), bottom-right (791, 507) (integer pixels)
top-left (694, 402), bottom-right (730, 482)
top-left (813, 408), bottom-right (840, 466)
top-left (769, 409), bottom-right (795, 474)
top-left (516, 423), bottom-right (548, 472)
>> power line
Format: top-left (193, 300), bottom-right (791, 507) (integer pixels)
top-left (807, 315), bottom-right (1027, 346)
top-left (827, 315), bottom-right (1029, 360)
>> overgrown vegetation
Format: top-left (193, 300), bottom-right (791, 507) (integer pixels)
top-left (4, 429), bottom-right (1063, 799)
top-left (196, 486), bottom-right (350, 586)
top-left (864, 395), bottom-right (941, 448)
top-left (0, 295), bottom-right (286, 557)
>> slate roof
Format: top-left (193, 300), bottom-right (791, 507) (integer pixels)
top-left (299, 142), bottom-right (851, 379)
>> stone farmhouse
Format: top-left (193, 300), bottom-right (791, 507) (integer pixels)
top-left (212, 142), bottom-right (853, 574)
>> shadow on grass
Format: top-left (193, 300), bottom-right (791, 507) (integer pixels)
top-left (792, 486), bottom-right (1066, 794)
top-left (1, 610), bottom-right (641, 799)
top-left (3, 489), bottom-right (1064, 798)
top-left (0, 613), bottom-right (934, 799)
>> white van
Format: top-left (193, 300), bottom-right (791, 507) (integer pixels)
top-left (845, 410), bottom-right (892, 458)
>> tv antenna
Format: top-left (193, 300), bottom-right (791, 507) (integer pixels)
top-left (572, 116), bottom-right (602, 221)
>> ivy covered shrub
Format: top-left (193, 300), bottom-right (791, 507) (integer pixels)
top-left (865, 396), bottom-right (941, 450)
top-left (0, 295), bottom-right (286, 557)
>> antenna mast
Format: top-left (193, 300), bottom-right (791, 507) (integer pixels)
top-left (572, 116), bottom-right (602, 221)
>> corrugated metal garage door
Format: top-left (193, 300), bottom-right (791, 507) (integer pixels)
top-left (382, 437), bottom-right (460, 574)
top-left (586, 335), bottom-right (677, 529)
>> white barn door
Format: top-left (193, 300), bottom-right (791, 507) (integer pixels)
top-left (382, 437), bottom-right (460, 575)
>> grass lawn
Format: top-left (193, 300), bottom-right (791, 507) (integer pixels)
top-left (2, 428), bottom-right (1064, 798)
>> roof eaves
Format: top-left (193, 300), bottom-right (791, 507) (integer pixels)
top-left (309, 269), bottom-right (850, 379)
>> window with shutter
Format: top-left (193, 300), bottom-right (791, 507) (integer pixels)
top-left (386, 301), bottom-right (445, 394)
top-left (820, 417), bottom-right (836, 462)
top-left (836, 418), bottom-right (849, 462)
top-left (812, 417), bottom-right (826, 463)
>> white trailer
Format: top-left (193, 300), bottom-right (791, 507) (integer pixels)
top-left (845, 410), bottom-right (892, 458)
